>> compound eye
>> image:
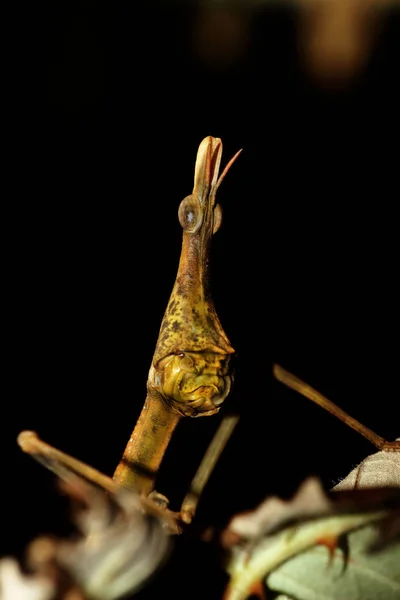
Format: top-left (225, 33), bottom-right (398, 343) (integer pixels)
top-left (178, 195), bottom-right (203, 233)
top-left (213, 203), bottom-right (223, 234)
top-left (178, 352), bottom-right (195, 372)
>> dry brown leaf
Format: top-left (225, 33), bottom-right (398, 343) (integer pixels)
top-left (54, 476), bottom-right (172, 600)
top-left (226, 477), bottom-right (333, 542)
top-left (3, 472), bottom-right (172, 600)
top-left (0, 558), bottom-right (54, 600)
top-left (333, 439), bottom-right (400, 492)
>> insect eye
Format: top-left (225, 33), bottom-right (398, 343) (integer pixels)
top-left (178, 352), bottom-right (195, 371)
top-left (178, 195), bottom-right (203, 233)
top-left (213, 203), bottom-right (223, 234)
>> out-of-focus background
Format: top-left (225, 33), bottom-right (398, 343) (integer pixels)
top-left (3, 1), bottom-right (399, 595)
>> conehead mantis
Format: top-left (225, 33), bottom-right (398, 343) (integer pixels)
top-left (18, 135), bottom-right (397, 542)
top-left (111, 136), bottom-right (242, 496)
top-left (18, 136), bottom-right (242, 525)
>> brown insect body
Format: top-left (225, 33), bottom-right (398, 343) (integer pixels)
top-left (113, 137), bottom-right (241, 495)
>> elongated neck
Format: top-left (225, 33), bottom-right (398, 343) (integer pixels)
top-left (175, 229), bottom-right (211, 299)
top-left (113, 391), bottom-right (181, 495)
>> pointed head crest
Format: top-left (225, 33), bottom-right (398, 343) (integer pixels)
top-left (193, 136), bottom-right (242, 207)
top-left (178, 137), bottom-right (242, 235)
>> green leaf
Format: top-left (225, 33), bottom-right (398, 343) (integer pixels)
top-left (267, 523), bottom-right (400, 600)
top-left (225, 511), bottom-right (386, 600)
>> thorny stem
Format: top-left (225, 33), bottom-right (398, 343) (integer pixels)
top-left (224, 511), bottom-right (386, 600)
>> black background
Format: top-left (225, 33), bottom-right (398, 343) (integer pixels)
top-left (3, 2), bottom-right (400, 597)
